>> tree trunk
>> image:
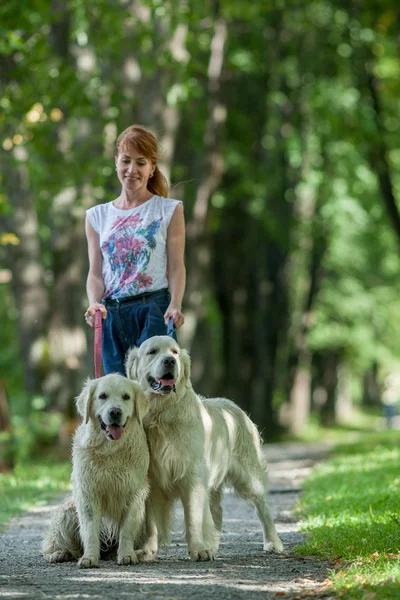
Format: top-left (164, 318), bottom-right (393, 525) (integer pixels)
top-left (0, 380), bottom-right (14, 472)
top-left (286, 354), bottom-right (312, 436)
top-left (213, 205), bottom-right (253, 408)
top-left (182, 6), bottom-right (227, 366)
top-left (336, 364), bottom-right (353, 423)
top-left (366, 69), bottom-right (400, 247)
top-left (44, 200), bottom-right (89, 415)
top-left (351, 43), bottom-right (400, 247)
top-left (38, 3), bottom-right (90, 415)
top-left (2, 158), bottom-right (49, 399)
top-left (362, 363), bottom-right (381, 407)
top-left (319, 351), bottom-right (339, 426)
top-left (286, 214), bottom-right (328, 434)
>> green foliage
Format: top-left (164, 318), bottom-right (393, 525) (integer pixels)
top-left (0, 460), bottom-right (71, 531)
top-left (1, 0), bottom-right (400, 431)
top-left (0, 282), bottom-right (25, 408)
top-left (296, 431), bottom-right (400, 599)
top-left (11, 410), bottom-right (64, 463)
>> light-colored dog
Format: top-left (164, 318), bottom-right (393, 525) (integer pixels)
top-left (42, 374), bottom-right (149, 568)
top-left (125, 336), bottom-right (283, 562)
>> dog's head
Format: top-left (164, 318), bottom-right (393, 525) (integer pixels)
top-left (125, 335), bottom-right (191, 397)
top-left (75, 373), bottom-right (148, 440)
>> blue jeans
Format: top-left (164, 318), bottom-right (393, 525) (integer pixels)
top-left (102, 289), bottom-right (177, 375)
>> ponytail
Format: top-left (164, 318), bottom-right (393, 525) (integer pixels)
top-left (148, 165), bottom-right (169, 198)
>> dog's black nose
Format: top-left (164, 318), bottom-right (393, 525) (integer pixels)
top-left (109, 407), bottom-right (122, 420)
top-left (163, 356), bottom-right (176, 368)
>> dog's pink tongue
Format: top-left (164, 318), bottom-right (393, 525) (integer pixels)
top-left (160, 378), bottom-right (175, 386)
top-left (106, 424), bottom-right (124, 440)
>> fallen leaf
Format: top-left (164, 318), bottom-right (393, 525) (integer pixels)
top-left (334, 556), bottom-right (343, 568)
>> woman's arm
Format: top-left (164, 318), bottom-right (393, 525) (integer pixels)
top-left (165, 203), bottom-right (186, 328)
top-left (85, 216), bottom-right (107, 327)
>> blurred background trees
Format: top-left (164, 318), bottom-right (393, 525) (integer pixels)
top-left (1, 0), bottom-right (400, 461)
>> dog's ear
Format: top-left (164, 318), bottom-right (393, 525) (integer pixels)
top-left (180, 349), bottom-right (191, 384)
top-left (131, 381), bottom-right (149, 426)
top-left (75, 378), bottom-right (96, 425)
top-left (125, 346), bottom-right (139, 380)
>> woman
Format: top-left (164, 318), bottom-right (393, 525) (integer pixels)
top-left (84, 124), bottom-right (185, 375)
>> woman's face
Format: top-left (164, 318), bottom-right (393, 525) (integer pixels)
top-left (115, 145), bottom-right (154, 194)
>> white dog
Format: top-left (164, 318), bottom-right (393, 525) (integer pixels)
top-left (125, 336), bottom-right (283, 562)
top-left (42, 374), bottom-right (149, 568)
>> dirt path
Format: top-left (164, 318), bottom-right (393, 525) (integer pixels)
top-left (0, 442), bottom-right (334, 600)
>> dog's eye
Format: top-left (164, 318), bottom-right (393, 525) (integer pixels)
top-left (147, 349), bottom-right (157, 355)
top-left (122, 393), bottom-right (130, 401)
top-left (99, 392), bottom-right (108, 400)
top-left (172, 349), bottom-right (179, 355)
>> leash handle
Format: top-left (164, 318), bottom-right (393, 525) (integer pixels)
top-left (167, 316), bottom-right (175, 337)
top-left (94, 310), bottom-right (103, 378)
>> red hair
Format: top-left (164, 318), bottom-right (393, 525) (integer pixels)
top-left (116, 125), bottom-right (169, 197)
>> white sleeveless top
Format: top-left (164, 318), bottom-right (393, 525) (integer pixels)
top-left (86, 196), bottom-right (181, 300)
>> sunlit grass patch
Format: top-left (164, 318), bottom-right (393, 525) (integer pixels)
top-left (295, 431), bottom-right (400, 599)
top-left (285, 409), bottom-right (382, 444)
top-left (0, 461), bottom-right (71, 530)
top-left (331, 556), bottom-right (400, 600)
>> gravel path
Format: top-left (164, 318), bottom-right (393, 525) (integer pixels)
top-left (0, 442), bottom-right (334, 600)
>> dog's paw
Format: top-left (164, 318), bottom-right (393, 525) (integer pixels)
top-left (190, 548), bottom-right (215, 562)
top-left (78, 555), bottom-right (99, 569)
top-left (43, 551), bottom-right (74, 563)
top-left (136, 547), bottom-right (157, 562)
top-left (264, 538), bottom-right (284, 553)
top-left (118, 553), bottom-right (138, 566)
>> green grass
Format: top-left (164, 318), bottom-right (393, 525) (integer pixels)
top-left (0, 460), bottom-right (71, 530)
top-left (283, 408), bottom-right (383, 444)
top-left (295, 430), bottom-right (400, 599)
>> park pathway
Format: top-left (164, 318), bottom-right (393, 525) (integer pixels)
top-left (0, 442), bottom-right (334, 600)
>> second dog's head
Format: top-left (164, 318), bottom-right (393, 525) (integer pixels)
top-left (125, 336), bottom-right (191, 397)
top-left (75, 373), bottom-right (148, 441)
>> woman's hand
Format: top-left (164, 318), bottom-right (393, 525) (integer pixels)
top-left (164, 305), bottom-right (184, 329)
top-left (84, 303), bottom-right (107, 328)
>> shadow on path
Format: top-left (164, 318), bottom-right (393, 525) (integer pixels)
top-left (0, 441), bottom-right (334, 600)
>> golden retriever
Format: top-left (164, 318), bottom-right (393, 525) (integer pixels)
top-left (42, 374), bottom-right (149, 568)
top-left (125, 336), bottom-right (283, 562)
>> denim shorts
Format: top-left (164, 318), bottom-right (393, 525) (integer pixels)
top-left (102, 289), bottom-right (177, 376)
